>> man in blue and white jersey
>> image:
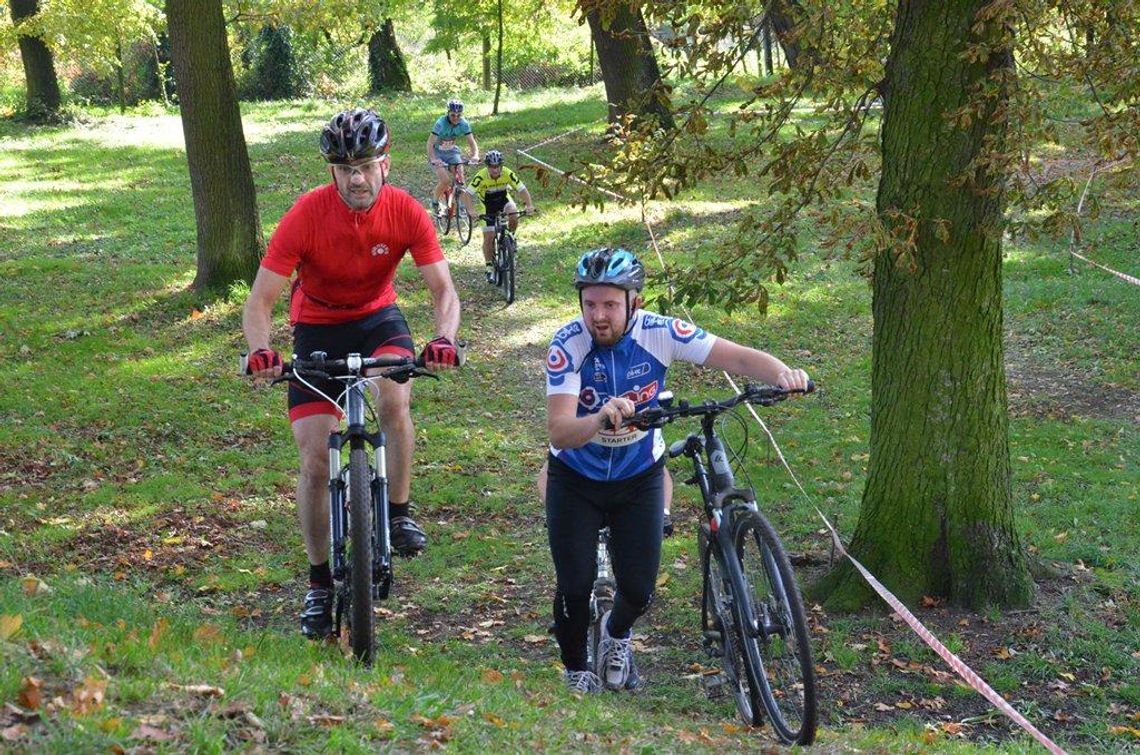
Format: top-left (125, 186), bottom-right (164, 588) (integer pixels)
top-left (426, 99), bottom-right (479, 215)
top-left (545, 247), bottom-right (810, 695)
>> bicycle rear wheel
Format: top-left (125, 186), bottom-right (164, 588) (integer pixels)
top-left (501, 234), bottom-right (516, 305)
top-left (586, 582), bottom-right (614, 673)
top-left (348, 447), bottom-right (375, 666)
top-left (733, 509), bottom-right (816, 744)
top-left (699, 524), bottom-right (762, 726)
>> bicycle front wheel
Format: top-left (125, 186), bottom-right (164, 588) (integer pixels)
top-left (501, 234), bottom-right (516, 305)
top-left (348, 447), bottom-right (375, 666)
top-left (456, 201), bottom-right (473, 245)
top-left (700, 523), bottom-right (762, 726)
top-left (733, 510), bottom-right (817, 744)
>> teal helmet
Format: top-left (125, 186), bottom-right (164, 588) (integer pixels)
top-left (574, 248), bottom-right (645, 293)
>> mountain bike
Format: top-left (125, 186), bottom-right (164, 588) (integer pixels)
top-left (242, 349), bottom-right (453, 666)
top-left (624, 382), bottom-right (818, 744)
top-left (479, 209), bottom-right (533, 305)
top-left (431, 160), bottom-right (476, 245)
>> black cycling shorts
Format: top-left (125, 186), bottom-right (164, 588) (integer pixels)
top-left (288, 305), bottom-right (414, 422)
top-left (481, 193), bottom-right (511, 227)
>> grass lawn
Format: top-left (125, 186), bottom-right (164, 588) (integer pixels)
top-left (1, 87), bottom-right (1137, 752)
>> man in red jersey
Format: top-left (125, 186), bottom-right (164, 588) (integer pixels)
top-left (242, 108), bottom-right (461, 640)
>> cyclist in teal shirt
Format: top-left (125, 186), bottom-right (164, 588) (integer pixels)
top-left (426, 99), bottom-right (480, 216)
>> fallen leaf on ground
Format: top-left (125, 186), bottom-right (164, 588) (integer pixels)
top-left (0, 615), bottom-right (21, 641)
top-left (17, 677), bottom-right (42, 711)
top-left (167, 683), bottom-right (225, 698)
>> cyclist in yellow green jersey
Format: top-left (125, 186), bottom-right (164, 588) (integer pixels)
top-left (461, 150), bottom-right (536, 282)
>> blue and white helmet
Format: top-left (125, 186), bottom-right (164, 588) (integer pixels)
top-left (574, 248), bottom-right (645, 293)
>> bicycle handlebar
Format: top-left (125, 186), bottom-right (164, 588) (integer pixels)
top-left (240, 341), bottom-right (468, 382)
top-left (621, 380), bottom-right (815, 430)
top-left (477, 208), bottom-right (536, 223)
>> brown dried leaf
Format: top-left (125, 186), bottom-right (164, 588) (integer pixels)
top-left (17, 677), bottom-right (42, 711)
top-left (168, 683), bottom-right (225, 698)
top-left (148, 617), bottom-right (169, 650)
top-left (70, 676), bottom-right (107, 715)
top-left (130, 723), bottom-right (174, 741)
top-left (0, 615), bottom-right (22, 641)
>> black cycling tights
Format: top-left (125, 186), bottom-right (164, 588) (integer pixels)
top-left (545, 454), bottom-right (664, 672)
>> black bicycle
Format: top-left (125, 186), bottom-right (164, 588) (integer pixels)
top-left (243, 350), bottom-right (445, 665)
top-left (479, 209), bottom-right (532, 305)
top-left (625, 383), bottom-right (818, 744)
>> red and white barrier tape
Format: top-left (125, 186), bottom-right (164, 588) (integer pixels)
top-left (1068, 159), bottom-right (1138, 287)
top-left (515, 147), bottom-right (630, 204)
top-left (529, 126), bottom-right (1070, 751)
top-left (817, 514), bottom-right (1068, 754)
top-left (1069, 250), bottom-right (1140, 287)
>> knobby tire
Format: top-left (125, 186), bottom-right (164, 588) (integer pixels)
top-left (502, 234), bottom-right (516, 305)
top-left (457, 199), bottom-right (473, 245)
top-left (700, 524), bottom-right (762, 725)
top-left (348, 446), bottom-right (375, 666)
top-left (733, 509), bottom-right (817, 744)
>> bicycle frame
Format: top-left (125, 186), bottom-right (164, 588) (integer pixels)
top-left (326, 366), bottom-right (391, 601)
top-left (675, 416), bottom-right (764, 645)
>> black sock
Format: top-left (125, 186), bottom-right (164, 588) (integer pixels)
top-left (309, 561), bottom-right (332, 589)
top-left (390, 501), bottom-right (410, 520)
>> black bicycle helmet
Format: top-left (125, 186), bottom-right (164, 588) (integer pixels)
top-left (484, 150), bottom-right (504, 166)
top-left (447, 99), bottom-right (464, 114)
top-left (574, 248), bottom-right (645, 293)
top-left (319, 108), bottom-right (390, 164)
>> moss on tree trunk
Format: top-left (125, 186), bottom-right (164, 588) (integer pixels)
top-left (817, 0), bottom-right (1032, 611)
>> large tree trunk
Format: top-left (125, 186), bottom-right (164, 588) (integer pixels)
top-left (822, 2), bottom-right (1032, 609)
top-left (582, 2), bottom-right (675, 129)
top-left (367, 18), bottom-right (411, 94)
top-left (482, 32), bottom-right (492, 91)
top-left (166, 0), bottom-right (263, 291)
top-left (493, 0), bottom-right (503, 115)
top-left (9, 0), bottom-right (61, 120)
top-left (767, 0), bottom-right (804, 71)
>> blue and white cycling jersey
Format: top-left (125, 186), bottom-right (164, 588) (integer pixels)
top-left (546, 309), bottom-right (716, 481)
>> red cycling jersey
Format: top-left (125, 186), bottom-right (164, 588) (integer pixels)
top-left (261, 183), bottom-right (444, 325)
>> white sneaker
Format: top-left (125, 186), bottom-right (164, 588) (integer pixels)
top-left (564, 669), bottom-right (602, 694)
top-left (597, 610), bottom-right (640, 690)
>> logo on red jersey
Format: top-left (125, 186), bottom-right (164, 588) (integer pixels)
top-left (371, 243), bottom-right (390, 257)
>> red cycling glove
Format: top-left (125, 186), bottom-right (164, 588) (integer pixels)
top-left (421, 337), bottom-right (458, 367)
top-left (248, 348), bottom-right (282, 374)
